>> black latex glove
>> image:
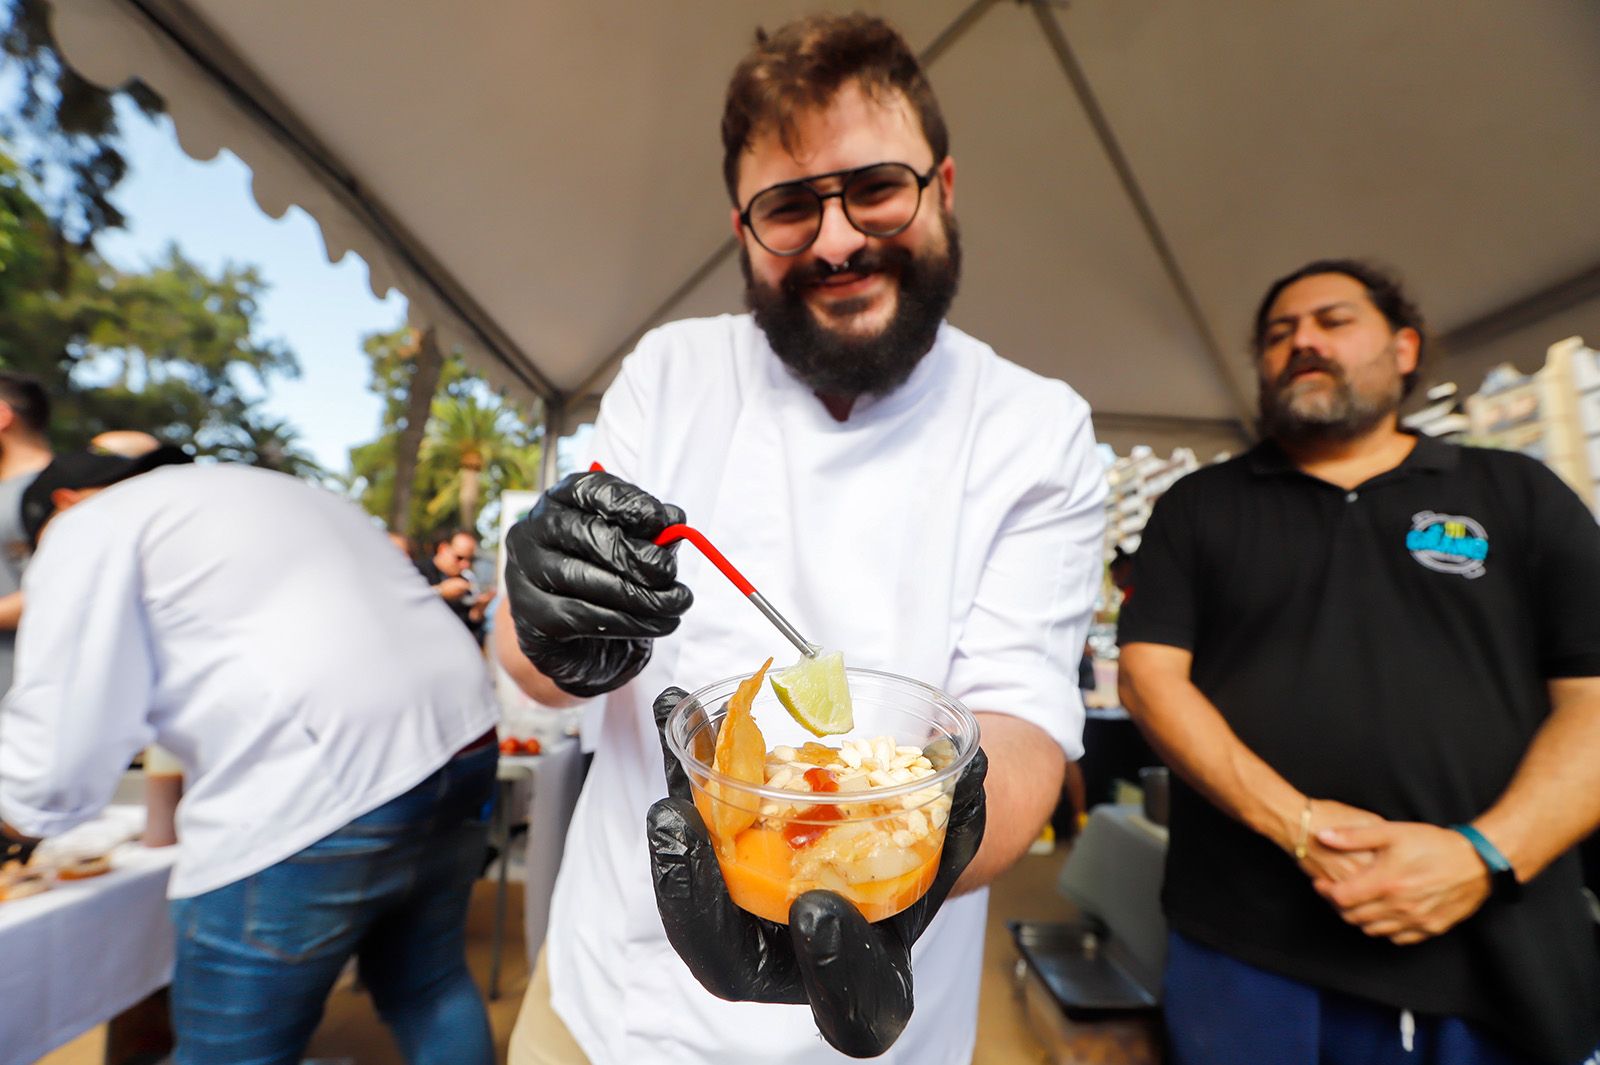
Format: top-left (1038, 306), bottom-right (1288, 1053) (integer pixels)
top-left (504, 471), bottom-right (693, 698)
top-left (646, 687), bottom-right (988, 1058)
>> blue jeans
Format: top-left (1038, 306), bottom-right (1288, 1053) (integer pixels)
top-left (168, 744), bottom-right (497, 1065)
top-left (1163, 930), bottom-right (1589, 1065)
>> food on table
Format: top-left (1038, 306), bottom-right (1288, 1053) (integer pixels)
top-left (695, 661), bottom-right (954, 924)
top-left (55, 854), bottom-right (112, 880)
top-left (499, 736), bottom-right (542, 756)
top-left (771, 649), bottom-right (854, 737)
top-left (0, 861), bottom-right (51, 901)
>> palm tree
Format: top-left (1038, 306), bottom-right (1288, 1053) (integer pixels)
top-left (388, 326), bottom-right (446, 532)
top-left (418, 391), bottom-right (540, 533)
top-left (213, 413), bottom-right (326, 480)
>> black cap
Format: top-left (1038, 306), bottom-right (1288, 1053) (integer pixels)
top-left (21, 445), bottom-right (192, 546)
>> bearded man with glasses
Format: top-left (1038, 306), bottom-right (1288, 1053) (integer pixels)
top-left (499, 14), bottom-right (1106, 1064)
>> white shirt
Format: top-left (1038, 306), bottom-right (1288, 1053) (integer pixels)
top-left (0, 464), bottom-right (499, 898)
top-left (547, 315), bottom-right (1107, 1064)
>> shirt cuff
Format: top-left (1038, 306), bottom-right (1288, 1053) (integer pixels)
top-left (953, 677), bottom-right (1086, 761)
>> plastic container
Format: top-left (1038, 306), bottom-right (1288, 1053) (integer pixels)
top-left (665, 667), bottom-right (980, 923)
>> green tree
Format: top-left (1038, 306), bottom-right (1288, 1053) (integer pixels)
top-left (347, 333), bottom-right (542, 539)
top-left (0, 148), bottom-right (307, 457)
top-left (1, 0), bottom-right (162, 241)
top-left (28, 242), bottom-right (301, 452)
top-left (0, 143), bottom-right (74, 366)
top-left (364, 326), bottom-right (449, 531)
top-left (67, 242), bottom-right (298, 428)
top-left (418, 391), bottom-right (540, 532)
top-left (212, 413), bottom-right (325, 480)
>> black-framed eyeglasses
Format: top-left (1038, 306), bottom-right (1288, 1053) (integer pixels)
top-left (738, 161), bottom-right (941, 257)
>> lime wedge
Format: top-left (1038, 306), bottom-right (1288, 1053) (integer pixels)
top-left (771, 650), bottom-right (854, 737)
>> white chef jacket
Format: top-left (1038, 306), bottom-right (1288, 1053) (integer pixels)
top-left (546, 315), bottom-right (1106, 1064)
top-left (0, 464), bottom-right (498, 898)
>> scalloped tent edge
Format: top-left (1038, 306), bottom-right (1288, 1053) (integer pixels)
top-left (43, 0), bottom-right (1600, 470)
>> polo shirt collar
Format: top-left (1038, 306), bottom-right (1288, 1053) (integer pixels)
top-left (1404, 433), bottom-right (1459, 471)
top-left (1246, 439), bottom-right (1296, 476)
top-left (1247, 431), bottom-right (1459, 478)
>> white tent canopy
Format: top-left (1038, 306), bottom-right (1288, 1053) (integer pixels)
top-left (48, 0), bottom-right (1600, 456)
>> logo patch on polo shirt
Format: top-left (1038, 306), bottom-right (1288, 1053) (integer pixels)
top-left (1405, 511), bottom-right (1489, 579)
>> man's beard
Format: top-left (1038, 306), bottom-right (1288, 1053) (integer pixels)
top-left (1257, 345), bottom-right (1401, 445)
top-left (743, 214), bottom-right (962, 398)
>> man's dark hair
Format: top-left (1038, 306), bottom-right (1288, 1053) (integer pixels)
top-left (1251, 258), bottom-right (1427, 398)
top-left (432, 529), bottom-right (477, 553)
top-left (0, 372), bottom-right (51, 436)
top-left (721, 13), bottom-right (948, 205)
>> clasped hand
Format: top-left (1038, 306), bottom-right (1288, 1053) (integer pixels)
top-left (1299, 802), bottom-right (1491, 946)
top-left (645, 688), bottom-right (987, 1058)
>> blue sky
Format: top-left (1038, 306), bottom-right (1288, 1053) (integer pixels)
top-left (92, 100), bottom-right (402, 475)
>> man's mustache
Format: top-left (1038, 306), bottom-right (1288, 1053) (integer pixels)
top-left (1275, 350), bottom-right (1345, 389)
top-left (780, 245), bottom-right (913, 295)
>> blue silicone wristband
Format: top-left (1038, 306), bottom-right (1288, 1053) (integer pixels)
top-left (1448, 823), bottom-right (1521, 902)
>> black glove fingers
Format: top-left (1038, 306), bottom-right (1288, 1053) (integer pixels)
top-left (567, 508), bottom-right (684, 590)
top-left (501, 472), bottom-right (690, 701)
top-left (534, 555), bottom-right (692, 630)
top-left (551, 471), bottom-right (683, 541)
top-left (652, 687), bottom-right (692, 801)
top-left (646, 798), bottom-right (806, 1006)
top-left (932, 747), bottom-right (988, 891)
top-left (531, 638), bottom-right (654, 700)
top-left (891, 748), bottom-right (988, 944)
top-left (790, 890), bottom-right (914, 1058)
top-left (948, 747), bottom-right (989, 838)
top-left (514, 578), bottom-right (684, 641)
top-left (530, 499), bottom-right (683, 591)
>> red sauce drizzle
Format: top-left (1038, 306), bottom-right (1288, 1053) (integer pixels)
top-left (803, 767), bottom-right (839, 793)
top-left (783, 805), bottom-right (843, 848)
top-left (784, 768), bottom-right (844, 848)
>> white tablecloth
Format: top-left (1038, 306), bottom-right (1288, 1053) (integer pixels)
top-left (509, 736), bottom-right (584, 966)
top-left (0, 812), bottom-right (176, 1065)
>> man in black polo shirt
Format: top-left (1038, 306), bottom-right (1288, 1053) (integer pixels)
top-left (1119, 259), bottom-right (1600, 1064)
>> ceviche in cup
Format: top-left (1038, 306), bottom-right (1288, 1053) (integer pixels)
top-left (664, 658), bottom-right (981, 924)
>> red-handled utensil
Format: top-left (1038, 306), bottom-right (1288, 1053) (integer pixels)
top-left (588, 463), bottom-right (817, 659)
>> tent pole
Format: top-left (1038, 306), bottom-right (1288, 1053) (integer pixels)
top-left (1437, 260), bottom-right (1600, 355)
top-left (539, 396), bottom-right (564, 492)
top-left (1028, 1), bottom-right (1257, 437)
top-left (919, 0), bottom-right (1001, 65)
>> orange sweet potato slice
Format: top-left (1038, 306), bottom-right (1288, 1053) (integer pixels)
top-left (703, 659), bottom-right (772, 855)
top-left (714, 658), bottom-right (771, 785)
top-left (718, 826), bottom-right (797, 923)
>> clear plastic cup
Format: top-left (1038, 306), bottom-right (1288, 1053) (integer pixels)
top-left (665, 667), bottom-right (980, 923)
